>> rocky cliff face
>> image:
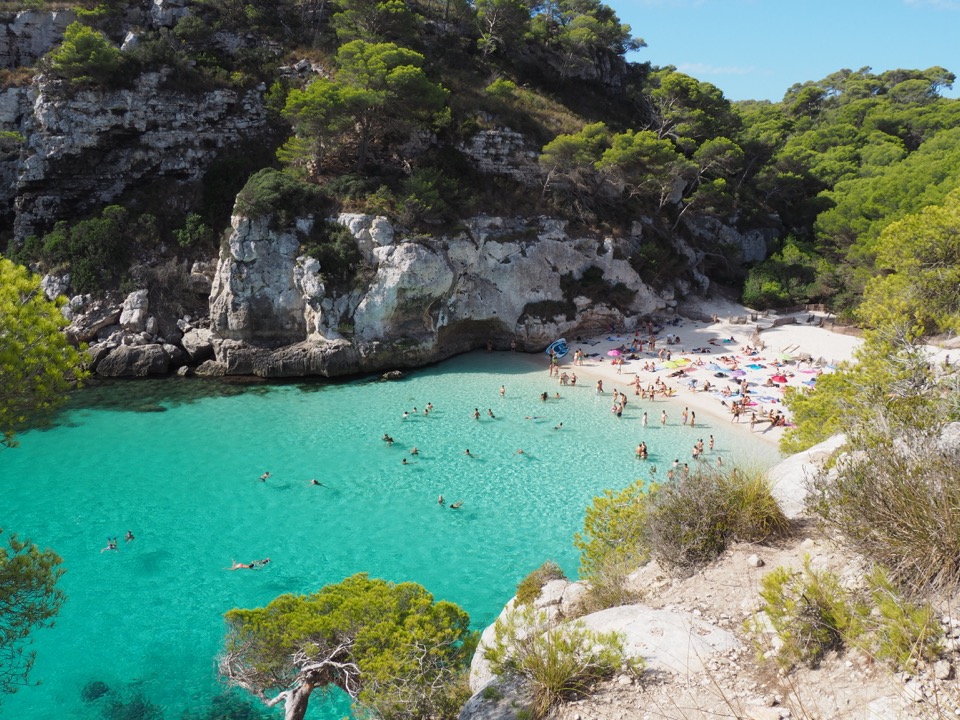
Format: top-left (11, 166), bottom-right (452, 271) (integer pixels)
top-left (2, 71), bottom-right (268, 239)
top-left (0, 9), bottom-right (76, 69)
top-left (203, 212), bottom-right (668, 377)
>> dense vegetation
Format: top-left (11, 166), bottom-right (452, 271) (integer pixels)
top-left (5, 0), bottom-right (954, 329)
top-left (220, 573), bottom-right (475, 720)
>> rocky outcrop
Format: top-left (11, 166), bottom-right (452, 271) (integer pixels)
top-left (207, 213), bottom-right (667, 377)
top-left (0, 9), bottom-right (76, 69)
top-left (458, 128), bottom-right (540, 185)
top-left (682, 215), bottom-right (778, 264)
top-left (6, 71), bottom-right (268, 239)
top-left (462, 578), bottom-right (740, 720)
top-left (94, 343), bottom-right (170, 377)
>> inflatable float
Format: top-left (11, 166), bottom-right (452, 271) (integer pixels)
top-left (545, 338), bottom-right (569, 358)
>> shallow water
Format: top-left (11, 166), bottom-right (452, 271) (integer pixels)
top-left (1, 351), bottom-right (780, 720)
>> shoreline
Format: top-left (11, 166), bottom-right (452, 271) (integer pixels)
top-left (537, 305), bottom-right (868, 451)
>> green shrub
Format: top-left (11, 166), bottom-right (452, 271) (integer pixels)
top-left (485, 78), bottom-right (517, 100)
top-left (516, 561), bottom-right (567, 606)
top-left (806, 412), bottom-right (960, 592)
top-left (46, 22), bottom-right (124, 84)
top-left (574, 478), bottom-right (651, 581)
top-left (753, 561), bottom-right (943, 673)
top-left (234, 169), bottom-right (326, 227)
top-left (753, 557), bottom-right (857, 669)
top-left (645, 467), bottom-right (788, 573)
top-left (36, 206), bottom-right (134, 293)
top-left (854, 566), bottom-right (943, 669)
top-left (720, 468), bottom-right (791, 543)
top-left (484, 605), bottom-right (641, 719)
top-left (299, 221), bottom-right (364, 291)
top-left (174, 213), bottom-right (213, 249)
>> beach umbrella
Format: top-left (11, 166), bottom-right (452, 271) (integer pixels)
top-left (607, 349), bottom-right (622, 357)
top-left (771, 374), bottom-right (788, 383)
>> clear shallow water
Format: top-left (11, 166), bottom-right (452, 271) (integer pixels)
top-left (1, 351), bottom-right (780, 720)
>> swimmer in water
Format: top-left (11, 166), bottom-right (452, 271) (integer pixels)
top-left (229, 560), bottom-right (255, 571)
top-left (515, 448), bottom-right (525, 455)
top-left (259, 471), bottom-right (271, 481)
top-left (125, 530), bottom-right (134, 542)
top-left (101, 537), bottom-right (118, 553)
top-left (488, 409), bottom-right (495, 418)
top-left (410, 447), bottom-right (419, 455)
top-left (438, 494), bottom-right (444, 505)
top-left (450, 501), bottom-right (463, 509)
top-left (500, 385), bottom-right (505, 397)
top-left (402, 458), bottom-right (409, 465)
top-left (464, 449), bottom-right (473, 457)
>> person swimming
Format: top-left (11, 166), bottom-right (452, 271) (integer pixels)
top-left (259, 471), bottom-right (271, 481)
top-left (101, 537), bottom-right (118, 553)
top-left (125, 530), bottom-right (135, 542)
top-left (410, 447), bottom-right (419, 455)
top-left (229, 560), bottom-right (254, 570)
top-left (402, 458), bottom-right (409, 465)
top-left (450, 501), bottom-right (463, 509)
top-left (438, 494), bottom-right (444, 505)
top-left (463, 449), bottom-right (473, 457)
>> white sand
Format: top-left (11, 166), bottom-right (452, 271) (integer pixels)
top-left (550, 300), bottom-right (867, 447)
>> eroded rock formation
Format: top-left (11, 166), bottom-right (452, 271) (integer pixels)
top-left (204, 213), bottom-right (668, 377)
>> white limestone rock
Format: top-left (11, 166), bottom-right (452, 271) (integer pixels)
top-left (40, 272), bottom-right (70, 300)
top-left (533, 579), bottom-right (567, 609)
top-left (559, 581), bottom-right (589, 617)
top-left (180, 328), bottom-right (215, 362)
top-left (767, 434), bottom-right (847, 518)
top-left (575, 604), bottom-right (740, 677)
top-left (119, 289), bottom-right (150, 332)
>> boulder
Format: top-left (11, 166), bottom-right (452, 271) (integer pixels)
top-left (767, 434), bottom-right (847, 518)
top-left (457, 677), bottom-right (534, 720)
top-left (40, 272), bottom-right (70, 300)
top-left (119, 289), bottom-right (150, 332)
top-left (95, 344), bottom-right (170, 377)
top-left (180, 327), bottom-right (215, 362)
top-left (66, 303), bottom-right (122, 344)
top-left (194, 360), bottom-right (228, 377)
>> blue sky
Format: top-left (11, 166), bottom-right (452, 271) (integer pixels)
top-left (606, 0), bottom-right (960, 102)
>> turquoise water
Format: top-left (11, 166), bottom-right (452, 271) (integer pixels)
top-left (1, 351), bottom-right (780, 720)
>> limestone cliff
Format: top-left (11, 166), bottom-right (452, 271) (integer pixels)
top-left (2, 71), bottom-right (268, 239)
top-left (203, 213), bottom-right (667, 377)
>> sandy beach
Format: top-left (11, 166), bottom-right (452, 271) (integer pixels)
top-left (546, 299), bottom-right (868, 447)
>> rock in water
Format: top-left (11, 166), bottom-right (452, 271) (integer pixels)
top-left (80, 680), bottom-right (109, 702)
